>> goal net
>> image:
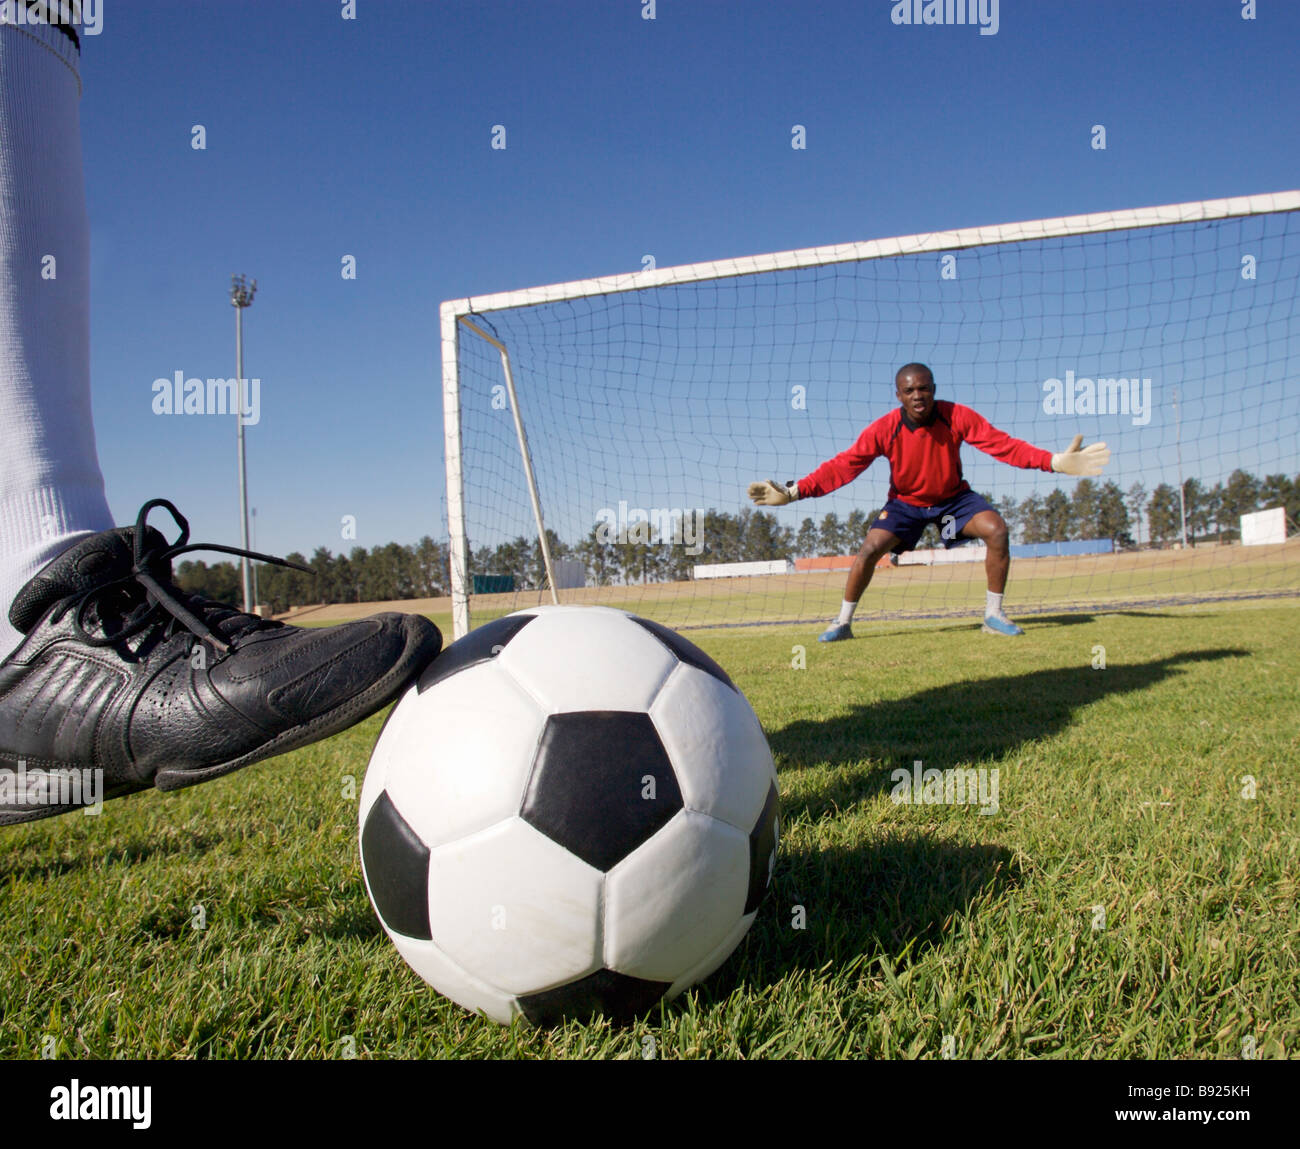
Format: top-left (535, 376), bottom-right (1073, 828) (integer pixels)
top-left (441, 192), bottom-right (1300, 639)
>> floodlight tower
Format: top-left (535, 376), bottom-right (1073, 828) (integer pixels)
top-left (231, 274), bottom-right (257, 612)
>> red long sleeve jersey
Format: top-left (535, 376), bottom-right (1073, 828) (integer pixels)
top-left (797, 401), bottom-right (1054, 507)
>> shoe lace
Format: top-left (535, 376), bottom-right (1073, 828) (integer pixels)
top-left (51, 498), bottom-right (311, 656)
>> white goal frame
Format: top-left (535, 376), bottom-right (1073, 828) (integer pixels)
top-left (440, 190), bottom-right (1300, 639)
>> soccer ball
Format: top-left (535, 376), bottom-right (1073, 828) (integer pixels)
top-left (358, 605), bottom-right (779, 1025)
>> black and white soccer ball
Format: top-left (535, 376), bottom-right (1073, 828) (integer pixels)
top-left (358, 605), bottom-right (779, 1025)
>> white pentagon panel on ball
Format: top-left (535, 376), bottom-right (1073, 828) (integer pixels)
top-left (385, 933), bottom-right (521, 1025)
top-left (382, 660), bottom-right (546, 848)
top-left (650, 662), bottom-right (777, 832)
top-left (604, 810), bottom-right (750, 983)
top-left (357, 757), bottom-right (384, 830)
top-left (496, 606), bottom-right (678, 714)
top-left (427, 816), bottom-right (604, 996)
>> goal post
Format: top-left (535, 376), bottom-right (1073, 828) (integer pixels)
top-left (441, 191), bottom-right (1300, 639)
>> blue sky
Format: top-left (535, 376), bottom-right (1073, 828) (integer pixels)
top-left (78, 0), bottom-right (1300, 558)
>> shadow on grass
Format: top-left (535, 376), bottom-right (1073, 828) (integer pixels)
top-left (770, 647), bottom-right (1250, 816)
top-left (861, 609), bottom-right (1216, 640)
top-left (693, 834), bottom-right (1018, 1007)
top-left (319, 894), bottom-right (384, 941)
top-left (0, 826), bottom-right (221, 879)
top-left (1024, 610), bottom-right (1207, 626)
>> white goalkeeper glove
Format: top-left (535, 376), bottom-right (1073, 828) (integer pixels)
top-left (1051, 435), bottom-right (1110, 476)
top-left (747, 479), bottom-right (800, 506)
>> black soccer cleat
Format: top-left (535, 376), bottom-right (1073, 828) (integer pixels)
top-left (0, 499), bottom-right (442, 826)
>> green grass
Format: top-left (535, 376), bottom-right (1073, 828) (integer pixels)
top-left (2, 600), bottom-right (1296, 1059)
top-left (445, 538), bottom-right (1300, 631)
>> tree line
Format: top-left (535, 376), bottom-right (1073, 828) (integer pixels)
top-left (177, 538), bottom-right (451, 617)
top-left (175, 469), bottom-right (1296, 610)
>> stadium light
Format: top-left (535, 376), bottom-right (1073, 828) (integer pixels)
top-left (231, 274), bottom-right (257, 613)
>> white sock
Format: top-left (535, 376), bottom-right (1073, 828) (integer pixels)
top-left (837, 600), bottom-right (858, 626)
top-left (0, 9), bottom-right (113, 659)
top-left (986, 591), bottom-right (1005, 618)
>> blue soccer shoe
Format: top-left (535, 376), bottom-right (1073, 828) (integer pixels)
top-left (981, 614), bottom-right (1024, 636)
top-left (818, 622), bottom-right (854, 643)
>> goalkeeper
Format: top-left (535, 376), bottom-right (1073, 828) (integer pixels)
top-left (748, 363), bottom-right (1109, 640)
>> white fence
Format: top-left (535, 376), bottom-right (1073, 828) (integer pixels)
top-left (693, 560), bottom-right (794, 580)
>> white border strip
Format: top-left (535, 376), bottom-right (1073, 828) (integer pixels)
top-left (441, 190), bottom-right (1300, 321)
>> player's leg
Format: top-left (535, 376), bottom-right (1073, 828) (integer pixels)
top-left (960, 510), bottom-right (1010, 594)
top-left (0, 13), bottom-right (442, 826)
top-left (958, 508), bottom-right (1022, 635)
top-left (818, 525), bottom-right (900, 642)
top-left (0, 10), bottom-right (114, 661)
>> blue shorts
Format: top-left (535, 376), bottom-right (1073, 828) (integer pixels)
top-left (869, 489), bottom-right (995, 553)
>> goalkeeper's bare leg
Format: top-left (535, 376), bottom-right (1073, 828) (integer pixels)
top-left (818, 527), bottom-right (899, 642)
top-left (960, 511), bottom-right (1023, 636)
